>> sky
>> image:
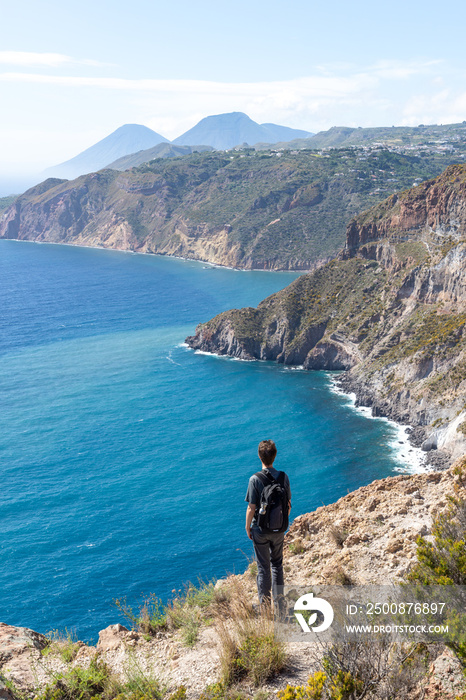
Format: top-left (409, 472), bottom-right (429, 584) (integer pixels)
top-left (1, 0), bottom-right (466, 189)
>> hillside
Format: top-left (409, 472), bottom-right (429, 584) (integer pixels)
top-left (186, 164), bottom-right (466, 462)
top-left (43, 124), bottom-right (169, 180)
top-left (1, 149), bottom-right (462, 270)
top-left (106, 143), bottom-right (214, 170)
top-left (172, 111), bottom-right (312, 150)
top-left (271, 121), bottom-right (466, 154)
top-left (0, 194), bottom-right (17, 212)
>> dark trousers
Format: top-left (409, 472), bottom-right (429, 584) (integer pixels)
top-left (251, 526), bottom-right (285, 604)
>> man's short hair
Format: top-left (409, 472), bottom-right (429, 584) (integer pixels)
top-left (258, 439), bottom-right (277, 466)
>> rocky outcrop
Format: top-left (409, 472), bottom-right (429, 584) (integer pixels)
top-left (0, 623), bottom-right (48, 693)
top-left (186, 165), bottom-right (466, 463)
top-left (282, 461), bottom-right (466, 585)
top-left (343, 165), bottom-right (466, 257)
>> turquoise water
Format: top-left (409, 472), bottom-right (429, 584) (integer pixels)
top-left (0, 241), bottom-right (416, 641)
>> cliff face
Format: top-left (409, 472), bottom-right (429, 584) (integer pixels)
top-left (0, 149), bottom-right (460, 270)
top-left (186, 165), bottom-right (466, 463)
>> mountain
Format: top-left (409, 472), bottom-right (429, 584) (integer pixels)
top-left (185, 164), bottom-right (466, 464)
top-left (172, 112), bottom-right (312, 150)
top-left (106, 143), bottom-right (214, 171)
top-left (2, 148), bottom-right (461, 271)
top-left (43, 124), bottom-right (169, 180)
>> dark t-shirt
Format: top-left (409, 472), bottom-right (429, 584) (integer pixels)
top-left (245, 467), bottom-right (291, 526)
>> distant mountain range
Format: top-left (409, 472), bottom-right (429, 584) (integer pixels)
top-left (43, 124), bottom-right (169, 181)
top-left (172, 112), bottom-right (312, 150)
top-left (36, 115), bottom-right (466, 187)
top-left (42, 113), bottom-right (313, 180)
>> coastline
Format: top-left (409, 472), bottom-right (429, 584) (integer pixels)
top-left (334, 372), bottom-right (452, 471)
top-left (327, 373), bottom-right (428, 474)
top-left (0, 237), bottom-right (312, 274)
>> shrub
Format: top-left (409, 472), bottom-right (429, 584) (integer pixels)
top-left (115, 581), bottom-right (226, 644)
top-left (166, 580), bottom-right (229, 646)
top-left (408, 497), bottom-right (466, 586)
top-left (408, 496), bottom-right (466, 666)
top-left (42, 628), bottom-right (82, 663)
top-left (35, 651), bottom-right (179, 700)
top-left (278, 672), bottom-right (327, 700)
top-left (288, 539), bottom-right (305, 555)
top-left (214, 584), bottom-right (285, 687)
top-left (329, 526), bottom-right (348, 548)
top-left (111, 652), bottom-right (167, 699)
top-left (278, 669), bottom-right (362, 700)
top-left (198, 681), bottom-right (246, 700)
top-left (114, 594), bottom-right (167, 636)
top-left (37, 656), bottom-right (110, 700)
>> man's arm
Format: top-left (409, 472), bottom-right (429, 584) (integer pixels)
top-left (245, 503), bottom-right (256, 540)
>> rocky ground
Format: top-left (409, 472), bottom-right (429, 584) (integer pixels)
top-left (2, 460), bottom-right (466, 700)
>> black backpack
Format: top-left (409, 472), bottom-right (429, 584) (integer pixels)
top-left (255, 470), bottom-right (289, 533)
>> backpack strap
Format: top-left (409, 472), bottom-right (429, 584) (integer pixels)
top-left (276, 471), bottom-right (285, 487)
top-left (255, 470), bottom-right (285, 486)
top-left (255, 470), bottom-right (275, 486)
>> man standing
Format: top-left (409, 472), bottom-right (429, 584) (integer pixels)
top-left (245, 439), bottom-right (291, 607)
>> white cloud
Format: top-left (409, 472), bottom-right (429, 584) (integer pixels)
top-left (0, 72), bottom-right (354, 94)
top-left (0, 51), bottom-right (111, 67)
top-left (401, 89), bottom-right (466, 126)
top-left (366, 59), bottom-right (444, 80)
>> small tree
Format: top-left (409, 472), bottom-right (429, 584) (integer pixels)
top-left (408, 494), bottom-right (466, 665)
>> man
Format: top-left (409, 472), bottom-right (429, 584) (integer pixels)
top-left (245, 439), bottom-right (291, 607)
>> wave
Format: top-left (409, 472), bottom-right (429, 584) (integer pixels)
top-left (327, 375), bottom-right (427, 474)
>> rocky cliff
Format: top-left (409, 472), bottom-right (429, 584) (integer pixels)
top-left (186, 164), bottom-right (466, 463)
top-left (0, 149), bottom-right (459, 270)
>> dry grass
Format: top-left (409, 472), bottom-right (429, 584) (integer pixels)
top-left (212, 580), bottom-right (286, 687)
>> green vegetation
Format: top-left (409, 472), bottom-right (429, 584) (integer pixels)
top-left (408, 481), bottom-right (466, 667)
top-left (198, 682), bottom-right (247, 700)
top-left (275, 638), bottom-right (429, 700)
top-left (408, 496), bottom-right (466, 587)
top-left (34, 654), bottom-right (184, 700)
top-left (389, 311), bottom-right (466, 361)
top-left (0, 194), bottom-right (17, 212)
top-left (114, 593), bottom-right (168, 637)
top-left (275, 121), bottom-right (466, 152)
top-left (42, 628), bottom-right (81, 663)
top-left (115, 580), bottom-right (226, 646)
top-left (3, 148), bottom-right (464, 270)
top-left (37, 656), bottom-right (111, 700)
top-left (195, 579), bottom-right (286, 689)
top-left (288, 538), bottom-right (305, 555)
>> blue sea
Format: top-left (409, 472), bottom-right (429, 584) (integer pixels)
top-left (0, 240), bottom-right (424, 642)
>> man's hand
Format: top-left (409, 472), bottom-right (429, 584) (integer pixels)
top-left (245, 503), bottom-right (256, 539)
